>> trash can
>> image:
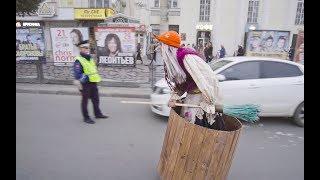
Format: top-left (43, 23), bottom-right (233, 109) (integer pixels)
top-left (157, 109), bottom-right (242, 180)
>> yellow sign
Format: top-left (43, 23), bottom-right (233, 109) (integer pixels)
top-left (74, 8), bottom-right (115, 20)
top-left (75, 9), bottom-right (105, 20)
top-left (105, 8), bottom-right (115, 17)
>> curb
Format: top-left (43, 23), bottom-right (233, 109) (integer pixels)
top-left (16, 89), bottom-right (150, 99)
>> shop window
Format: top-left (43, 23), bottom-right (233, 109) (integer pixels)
top-left (295, 0), bottom-right (304, 25)
top-left (199, 0), bottom-right (210, 22)
top-left (154, 0), bottom-right (159, 8)
top-left (247, 0), bottom-right (259, 23)
top-left (168, 0), bottom-right (178, 8)
top-left (196, 31), bottom-right (211, 47)
top-left (169, 25), bottom-right (179, 33)
top-left (59, 0), bottom-right (74, 7)
top-left (89, 0), bottom-right (109, 8)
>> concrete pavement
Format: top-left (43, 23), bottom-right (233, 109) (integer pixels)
top-left (16, 83), bottom-right (152, 99)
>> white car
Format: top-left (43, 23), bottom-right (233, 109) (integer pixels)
top-left (150, 56), bottom-right (304, 127)
top-left (150, 78), bottom-right (173, 117)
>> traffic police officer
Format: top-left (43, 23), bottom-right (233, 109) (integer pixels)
top-left (73, 40), bottom-right (108, 124)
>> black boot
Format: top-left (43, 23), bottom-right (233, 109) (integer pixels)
top-left (95, 114), bottom-right (109, 119)
top-left (84, 117), bottom-right (95, 124)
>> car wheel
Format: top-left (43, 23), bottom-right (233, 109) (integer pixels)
top-left (293, 102), bottom-right (304, 127)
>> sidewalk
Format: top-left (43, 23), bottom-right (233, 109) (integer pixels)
top-left (16, 83), bottom-right (152, 99)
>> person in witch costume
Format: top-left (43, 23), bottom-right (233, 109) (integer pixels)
top-left (153, 31), bottom-right (225, 130)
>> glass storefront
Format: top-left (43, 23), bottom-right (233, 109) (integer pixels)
top-left (196, 31), bottom-right (211, 48)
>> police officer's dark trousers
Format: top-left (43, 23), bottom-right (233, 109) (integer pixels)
top-left (81, 82), bottom-right (103, 119)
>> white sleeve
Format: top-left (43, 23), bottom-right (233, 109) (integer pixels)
top-left (183, 54), bottom-right (222, 115)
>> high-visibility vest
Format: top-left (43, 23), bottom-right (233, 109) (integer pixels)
top-left (76, 56), bottom-right (101, 82)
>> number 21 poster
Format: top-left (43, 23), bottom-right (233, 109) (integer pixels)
top-left (50, 28), bottom-right (89, 66)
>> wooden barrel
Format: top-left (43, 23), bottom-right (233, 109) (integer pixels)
top-left (157, 109), bottom-right (242, 180)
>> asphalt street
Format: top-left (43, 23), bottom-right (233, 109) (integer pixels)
top-left (16, 93), bottom-right (304, 180)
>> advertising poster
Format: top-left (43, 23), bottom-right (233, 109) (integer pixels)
top-left (294, 30), bottom-right (304, 65)
top-left (95, 26), bottom-right (136, 66)
top-left (16, 27), bottom-right (45, 62)
top-left (246, 30), bottom-right (290, 59)
top-left (50, 28), bottom-right (89, 66)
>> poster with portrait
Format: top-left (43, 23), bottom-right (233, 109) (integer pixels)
top-left (50, 28), bottom-right (89, 66)
top-left (246, 30), bottom-right (290, 59)
top-left (16, 27), bottom-right (45, 62)
top-left (294, 30), bottom-right (304, 65)
top-left (95, 26), bottom-right (136, 66)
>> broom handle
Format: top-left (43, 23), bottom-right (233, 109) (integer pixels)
top-left (176, 103), bottom-right (223, 112)
top-left (120, 101), bottom-right (223, 112)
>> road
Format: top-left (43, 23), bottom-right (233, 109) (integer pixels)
top-left (16, 93), bottom-right (304, 180)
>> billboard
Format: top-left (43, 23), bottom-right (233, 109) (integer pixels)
top-left (246, 30), bottom-right (290, 59)
top-left (16, 27), bottom-right (45, 62)
top-left (95, 26), bottom-right (136, 66)
top-left (294, 30), bottom-right (304, 65)
top-left (50, 28), bottom-right (89, 66)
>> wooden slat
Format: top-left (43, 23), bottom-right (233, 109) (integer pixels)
top-left (158, 111), bottom-right (242, 180)
top-left (171, 122), bottom-right (195, 180)
top-left (161, 112), bottom-right (180, 178)
top-left (221, 130), bottom-right (242, 179)
top-left (157, 113), bottom-right (173, 175)
top-left (215, 132), bottom-right (236, 180)
top-left (205, 131), bottom-right (226, 180)
top-left (163, 115), bottom-right (186, 180)
top-left (158, 110), bottom-right (176, 176)
top-left (192, 128), bottom-right (217, 180)
top-left (182, 125), bottom-right (206, 180)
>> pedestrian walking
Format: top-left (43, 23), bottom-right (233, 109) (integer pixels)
top-left (136, 43), bottom-right (143, 64)
top-left (204, 42), bottom-right (213, 62)
top-left (148, 42), bottom-right (160, 65)
top-left (288, 46), bottom-right (295, 61)
top-left (236, 45), bottom-right (245, 56)
top-left (73, 40), bottom-right (108, 124)
top-left (219, 45), bottom-right (226, 58)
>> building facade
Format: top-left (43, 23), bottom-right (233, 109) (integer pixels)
top-left (144, 0), bottom-right (304, 55)
top-left (16, 0), bottom-right (304, 85)
top-left (16, 0), bottom-right (153, 86)
top-left (17, 0), bottom-right (304, 56)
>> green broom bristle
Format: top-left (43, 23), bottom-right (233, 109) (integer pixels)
top-left (223, 104), bottom-right (260, 123)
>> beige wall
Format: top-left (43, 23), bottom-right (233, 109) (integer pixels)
top-left (21, 0), bottom-right (304, 54)
top-left (259, 0), bottom-right (304, 45)
top-left (169, 0), bottom-right (199, 45)
top-left (212, 0), bottom-right (240, 55)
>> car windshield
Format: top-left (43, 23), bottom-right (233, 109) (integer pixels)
top-left (209, 60), bottom-right (232, 71)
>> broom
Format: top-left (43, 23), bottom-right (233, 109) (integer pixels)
top-left (121, 101), bottom-right (260, 123)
